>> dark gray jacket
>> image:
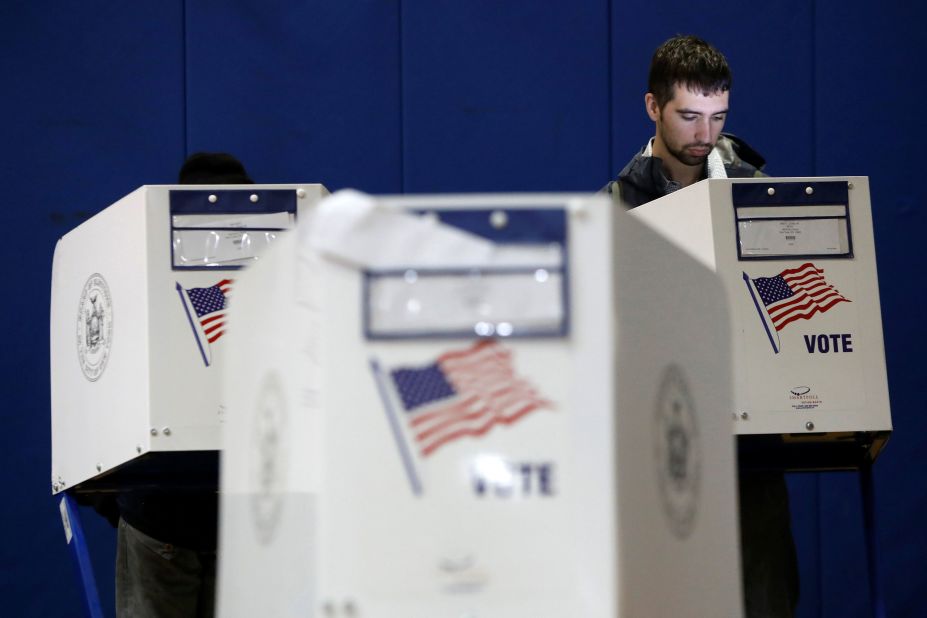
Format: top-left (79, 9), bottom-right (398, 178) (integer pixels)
top-left (604, 133), bottom-right (766, 208)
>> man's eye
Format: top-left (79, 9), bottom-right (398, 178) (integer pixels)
top-left (681, 115), bottom-right (697, 121)
top-left (712, 115), bottom-right (726, 122)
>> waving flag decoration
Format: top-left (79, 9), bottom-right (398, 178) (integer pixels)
top-left (371, 340), bottom-right (552, 495)
top-left (390, 340), bottom-right (551, 457)
top-left (744, 263), bottom-right (850, 353)
top-left (176, 279), bottom-right (232, 366)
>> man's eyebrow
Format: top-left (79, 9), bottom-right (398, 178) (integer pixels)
top-left (676, 108), bottom-right (729, 115)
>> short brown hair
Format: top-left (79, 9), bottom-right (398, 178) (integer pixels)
top-left (648, 35), bottom-right (732, 108)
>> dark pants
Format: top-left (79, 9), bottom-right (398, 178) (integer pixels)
top-left (116, 518), bottom-right (216, 618)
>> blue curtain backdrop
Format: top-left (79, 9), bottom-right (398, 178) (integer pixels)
top-left (1, 1), bottom-right (924, 616)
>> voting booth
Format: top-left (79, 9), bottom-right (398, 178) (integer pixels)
top-left (218, 191), bottom-right (744, 617)
top-left (50, 183), bottom-right (327, 494)
top-left (630, 177), bottom-right (892, 469)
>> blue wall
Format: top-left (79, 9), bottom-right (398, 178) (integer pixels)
top-left (2, 1), bottom-right (924, 615)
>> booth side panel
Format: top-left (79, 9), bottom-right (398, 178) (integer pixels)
top-left (565, 199), bottom-right (621, 615)
top-left (51, 189), bottom-right (154, 491)
top-left (627, 183), bottom-right (718, 270)
top-left (614, 212), bottom-right (742, 617)
top-left (217, 231), bottom-right (318, 617)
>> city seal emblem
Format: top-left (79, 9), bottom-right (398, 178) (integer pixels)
top-left (76, 273), bottom-right (113, 382)
top-left (654, 364), bottom-right (700, 540)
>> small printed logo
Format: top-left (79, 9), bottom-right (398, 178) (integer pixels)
top-left (789, 385), bottom-right (822, 410)
top-left (76, 273), bottom-right (113, 382)
top-left (654, 364), bottom-right (700, 540)
top-left (250, 371), bottom-right (286, 545)
top-left (437, 551), bottom-right (488, 595)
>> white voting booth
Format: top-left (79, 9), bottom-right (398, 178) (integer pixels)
top-left (218, 191), bottom-right (744, 617)
top-left (50, 184), bottom-right (327, 494)
top-left (630, 177), bottom-right (892, 469)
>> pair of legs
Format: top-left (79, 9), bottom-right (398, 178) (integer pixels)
top-left (115, 518), bottom-right (216, 618)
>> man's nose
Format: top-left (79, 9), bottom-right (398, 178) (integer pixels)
top-left (694, 118), bottom-right (711, 143)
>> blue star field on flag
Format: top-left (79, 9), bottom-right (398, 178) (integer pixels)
top-left (187, 284), bottom-right (228, 319)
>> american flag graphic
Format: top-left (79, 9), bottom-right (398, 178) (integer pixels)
top-left (749, 263), bottom-right (850, 332)
top-left (389, 340), bottom-right (552, 458)
top-left (176, 279), bottom-right (232, 366)
top-left (185, 279), bottom-right (232, 343)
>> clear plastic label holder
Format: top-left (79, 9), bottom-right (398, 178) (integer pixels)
top-left (169, 189), bottom-right (297, 270)
top-left (364, 207), bottom-right (569, 339)
top-left (733, 181), bottom-right (853, 261)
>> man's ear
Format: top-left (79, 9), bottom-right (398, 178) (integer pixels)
top-left (644, 93), bottom-right (661, 122)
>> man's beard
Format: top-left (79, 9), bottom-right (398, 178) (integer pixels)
top-left (660, 127), bottom-right (714, 167)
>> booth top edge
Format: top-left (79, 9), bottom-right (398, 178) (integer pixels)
top-left (145, 183), bottom-right (328, 189)
top-left (706, 175), bottom-right (867, 184)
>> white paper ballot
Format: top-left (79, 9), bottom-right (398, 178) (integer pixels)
top-left (172, 212), bottom-right (294, 229)
top-left (304, 190), bottom-right (497, 269)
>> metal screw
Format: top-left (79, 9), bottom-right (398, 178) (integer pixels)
top-left (321, 601), bottom-right (335, 616)
top-left (136, 445), bottom-right (142, 454)
top-left (767, 187), bottom-right (775, 196)
top-left (740, 412), bottom-right (749, 420)
top-left (343, 599), bottom-right (357, 616)
top-left (805, 421), bottom-right (815, 431)
top-left (848, 182), bottom-right (854, 190)
top-left (805, 186), bottom-right (814, 195)
top-left (150, 428), bottom-right (158, 436)
top-left (162, 427), bottom-right (172, 436)
top-left (489, 210), bottom-right (508, 229)
top-left (296, 188), bottom-right (306, 198)
top-left (96, 463), bottom-right (102, 472)
top-left (250, 194), bottom-right (259, 203)
top-left (208, 194), bottom-right (218, 203)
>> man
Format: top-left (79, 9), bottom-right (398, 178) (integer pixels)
top-left (115, 152), bottom-right (253, 618)
top-left (605, 34), bottom-right (765, 208)
top-left (606, 36), bottom-right (799, 617)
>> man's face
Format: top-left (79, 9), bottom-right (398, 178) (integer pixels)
top-left (646, 84), bottom-right (729, 167)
